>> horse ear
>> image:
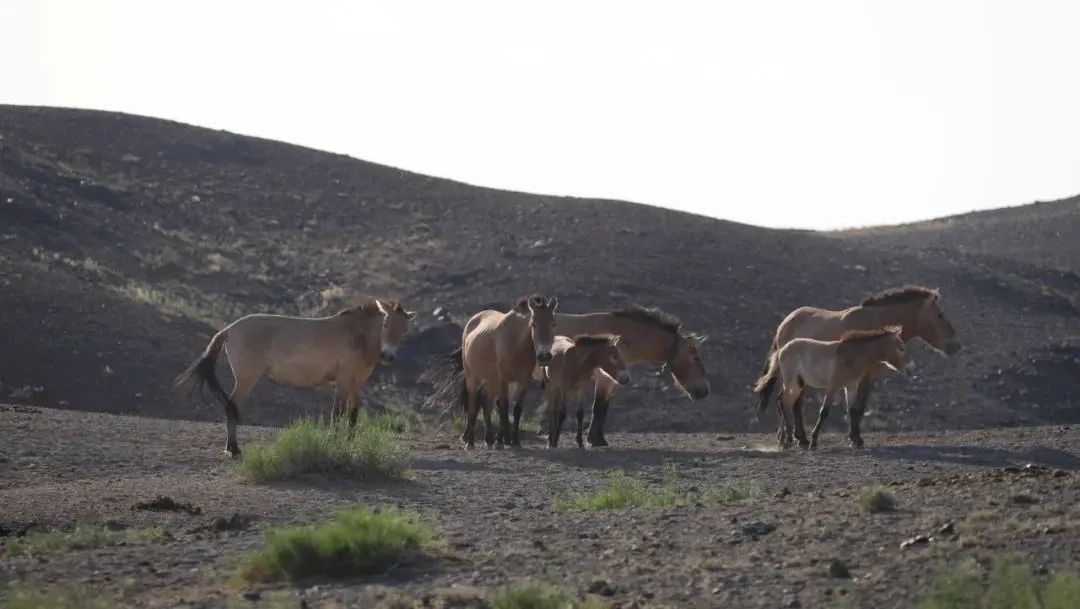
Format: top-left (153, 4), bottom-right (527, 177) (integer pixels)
top-left (610, 335), bottom-right (621, 347)
top-left (691, 334), bottom-right (708, 346)
top-left (547, 296), bottom-right (559, 310)
top-left (375, 300), bottom-right (389, 315)
top-left (405, 310), bottom-right (416, 320)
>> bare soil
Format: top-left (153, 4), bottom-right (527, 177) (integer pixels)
top-left (3, 405), bottom-right (1078, 608)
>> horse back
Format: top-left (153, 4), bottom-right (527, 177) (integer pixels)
top-left (776, 306), bottom-right (849, 347)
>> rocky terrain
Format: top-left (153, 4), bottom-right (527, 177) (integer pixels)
top-left (2, 405), bottom-right (1078, 608)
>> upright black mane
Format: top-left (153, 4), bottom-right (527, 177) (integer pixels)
top-left (859, 285), bottom-right (937, 307)
top-left (612, 304), bottom-right (681, 333)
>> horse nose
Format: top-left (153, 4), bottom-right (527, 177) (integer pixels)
top-left (616, 372), bottom-right (631, 385)
top-left (537, 352), bottom-right (552, 364)
top-left (945, 342), bottom-right (962, 356)
top-left (691, 385), bottom-right (710, 400)
top-left (381, 351), bottom-right (397, 364)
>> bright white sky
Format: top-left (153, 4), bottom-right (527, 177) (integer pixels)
top-left (4, 1), bottom-right (1080, 229)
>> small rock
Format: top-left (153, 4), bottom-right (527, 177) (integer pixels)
top-left (900, 534), bottom-right (932, 550)
top-left (588, 578), bottom-right (616, 596)
top-left (741, 522), bottom-right (777, 537)
top-left (1011, 494), bottom-right (1039, 505)
top-left (776, 487), bottom-right (791, 498)
top-left (828, 559), bottom-right (851, 578)
top-left (938, 521), bottom-right (955, 536)
top-left (242, 589), bottom-right (261, 601)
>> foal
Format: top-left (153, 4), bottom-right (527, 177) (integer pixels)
top-left (756, 327), bottom-right (906, 449)
top-left (542, 335), bottom-right (630, 448)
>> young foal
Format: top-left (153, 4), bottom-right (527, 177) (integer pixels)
top-left (541, 335), bottom-right (630, 448)
top-left (757, 327), bottom-right (906, 449)
top-left (175, 299), bottom-right (413, 456)
top-left (459, 294), bottom-right (558, 448)
top-left (754, 285), bottom-right (960, 448)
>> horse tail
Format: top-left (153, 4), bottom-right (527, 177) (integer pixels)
top-left (753, 341), bottom-right (780, 414)
top-left (174, 329), bottom-right (238, 423)
top-left (423, 347), bottom-right (466, 414)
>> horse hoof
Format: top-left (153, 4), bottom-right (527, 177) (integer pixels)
top-left (799, 441), bottom-right (810, 450)
top-left (224, 448), bottom-right (241, 459)
top-left (587, 437), bottom-right (608, 448)
top-left (849, 439), bottom-right (865, 449)
top-left (809, 442), bottom-right (818, 451)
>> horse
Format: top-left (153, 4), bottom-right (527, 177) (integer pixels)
top-left (507, 304), bottom-right (710, 447)
top-left (458, 294), bottom-right (558, 449)
top-left (540, 335), bottom-right (630, 448)
top-left (756, 327), bottom-right (907, 449)
top-left (754, 285), bottom-right (960, 448)
top-left (174, 298), bottom-right (414, 457)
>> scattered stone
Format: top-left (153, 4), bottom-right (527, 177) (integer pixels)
top-left (828, 559), bottom-right (851, 578)
top-left (938, 521), bottom-right (955, 536)
top-left (1011, 494), bottom-right (1039, 505)
top-left (242, 589), bottom-right (261, 601)
top-left (776, 487), bottom-right (791, 498)
top-left (741, 522), bottom-right (777, 537)
top-left (212, 513), bottom-right (255, 531)
top-left (1052, 469), bottom-right (1069, 478)
top-left (588, 578), bottom-right (616, 596)
top-left (900, 534), bottom-right (932, 550)
top-left (132, 496), bottom-right (202, 516)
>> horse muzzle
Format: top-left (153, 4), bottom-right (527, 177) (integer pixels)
top-left (380, 350), bottom-right (397, 365)
top-left (943, 341), bottom-right (962, 356)
top-left (688, 382), bottom-right (710, 401)
top-left (615, 371), bottom-right (631, 385)
top-left (536, 351), bottom-right (553, 366)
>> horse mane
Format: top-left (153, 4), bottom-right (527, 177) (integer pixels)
top-left (336, 298), bottom-right (384, 318)
top-left (859, 285), bottom-right (938, 307)
top-left (572, 334), bottom-right (616, 347)
top-left (513, 293), bottom-right (551, 313)
top-left (612, 304), bottom-right (681, 333)
top-left (838, 328), bottom-right (897, 344)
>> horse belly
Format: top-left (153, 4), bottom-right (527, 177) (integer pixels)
top-left (266, 351), bottom-right (336, 388)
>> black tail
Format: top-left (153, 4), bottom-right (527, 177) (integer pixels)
top-left (175, 329), bottom-right (239, 423)
top-left (423, 347), bottom-right (466, 414)
top-left (754, 342), bottom-right (779, 415)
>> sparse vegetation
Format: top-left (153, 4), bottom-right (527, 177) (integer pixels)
top-left (701, 484), bottom-right (757, 504)
top-left (918, 557), bottom-right (1080, 609)
top-left (491, 582), bottom-right (609, 609)
top-left (554, 463), bottom-right (683, 511)
top-left (858, 485), bottom-right (896, 513)
top-left (4, 583), bottom-right (117, 609)
top-left (3, 524), bottom-right (164, 557)
top-left (239, 418), bottom-right (411, 482)
top-left (239, 506), bottom-right (433, 582)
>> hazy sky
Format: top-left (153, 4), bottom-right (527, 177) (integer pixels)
top-left (4, 1), bottom-right (1080, 229)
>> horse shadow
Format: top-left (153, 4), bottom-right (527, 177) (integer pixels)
top-left (866, 443), bottom-right (1080, 470)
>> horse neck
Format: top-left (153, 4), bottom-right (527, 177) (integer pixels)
top-left (845, 304), bottom-right (920, 340)
top-left (503, 311), bottom-right (534, 353)
top-left (347, 312), bottom-right (383, 358)
top-left (552, 312), bottom-right (672, 364)
top-left (567, 344), bottom-right (605, 386)
top-left (843, 336), bottom-right (894, 368)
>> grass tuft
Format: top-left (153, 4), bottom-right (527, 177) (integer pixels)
top-left (3, 524), bottom-right (164, 557)
top-left (918, 556), bottom-right (1080, 609)
top-left (239, 418), bottom-right (411, 482)
top-left (5, 583), bottom-right (117, 609)
top-left (491, 582), bottom-right (609, 609)
top-left (554, 463), bottom-right (683, 511)
top-left (238, 506), bottom-right (433, 583)
top-left (857, 485), bottom-right (896, 513)
top-left (701, 485), bottom-right (757, 504)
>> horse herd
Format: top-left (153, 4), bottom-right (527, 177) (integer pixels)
top-left (177, 285), bottom-right (961, 456)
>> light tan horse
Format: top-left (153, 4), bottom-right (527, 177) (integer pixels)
top-left (459, 294), bottom-right (558, 448)
top-left (540, 335), bottom-right (630, 448)
top-left (510, 305), bottom-right (710, 446)
top-left (756, 327), bottom-right (907, 449)
top-left (175, 299), bottom-right (414, 456)
top-left (754, 285), bottom-right (960, 448)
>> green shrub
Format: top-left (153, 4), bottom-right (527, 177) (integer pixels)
top-left (4, 524), bottom-right (163, 557)
top-left (701, 485), bottom-right (756, 504)
top-left (554, 464), bottom-right (683, 511)
top-left (491, 582), bottom-right (608, 609)
top-left (239, 506), bottom-right (434, 582)
top-left (239, 419), bottom-right (410, 482)
top-left (857, 486), bottom-right (896, 513)
top-left (918, 557), bottom-right (1080, 609)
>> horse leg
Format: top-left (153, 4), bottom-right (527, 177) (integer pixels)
top-left (462, 377), bottom-right (481, 449)
top-left (546, 386), bottom-right (559, 449)
top-left (779, 389), bottom-right (798, 450)
top-left (848, 374), bottom-right (873, 449)
top-left (575, 396), bottom-right (585, 448)
top-left (792, 390), bottom-right (810, 449)
top-left (553, 391), bottom-right (567, 448)
top-left (586, 376), bottom-right (616, 447)
top-left (810, 390), bottom-right (836, 450)
top-left (224, 370), bottom-right (259, 458)
top-left (483, 389), bottom-right (498, 449)
top-left (510, 384), bottom-right (529, 447)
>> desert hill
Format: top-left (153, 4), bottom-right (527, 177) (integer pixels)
top-left (1, 105), bottom-right (1077, 434)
